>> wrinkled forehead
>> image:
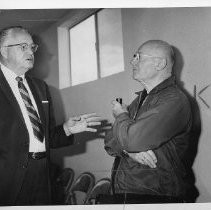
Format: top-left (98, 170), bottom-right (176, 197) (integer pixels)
top-left (6, 30), bottom-right (33, 44)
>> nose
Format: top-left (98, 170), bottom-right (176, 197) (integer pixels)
top-left (23, 47), bottom-right (33, 56)
top-left (28, 47), bottom-right (34, 55)
top-left (130, 58), bottom-right (137, 66)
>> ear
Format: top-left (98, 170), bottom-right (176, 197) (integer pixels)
top-left (153, 58), bottom-right (167, 71)
top-left (0, 47), bottom-right (8, 59)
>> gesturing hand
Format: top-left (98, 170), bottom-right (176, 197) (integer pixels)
top-left (64, 113), bottom-right (102, 135)
top-left (127, 150), bottom-right (157, 168)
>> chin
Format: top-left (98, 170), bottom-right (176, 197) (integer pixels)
top-left (132, 72), bottom-right (139, 80)
top-left (133, 74), bottom-right (143, 83)
top-left (22, 65), bottom-right (33, 74)
top-left (26, 64), bottom-right (34, 70)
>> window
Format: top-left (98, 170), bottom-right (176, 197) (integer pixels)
top-left (70, 15), bottom-right (98, 86)
top-left (57, 8), bottom-right (124, 88)
top-left (97, 9), bottom-right (124, 78)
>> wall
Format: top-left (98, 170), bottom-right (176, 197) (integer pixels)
top-left (121, 8), bottom-right (211, 202)
top-left (35, 8), bottom-right (211, 202)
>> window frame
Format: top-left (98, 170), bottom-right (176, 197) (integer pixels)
top-left (57, 8), bottom-right (124, 88)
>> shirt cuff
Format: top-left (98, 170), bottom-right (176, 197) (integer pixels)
top-left (63, 124), bottom-right (72, 136)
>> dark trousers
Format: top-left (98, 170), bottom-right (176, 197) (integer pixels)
top-left (15, 157), bottom-right (50, 205)
top-left (96, 193), bottom-right (184, 204)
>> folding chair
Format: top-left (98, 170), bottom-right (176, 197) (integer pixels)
top-left (55, 168), bottom-right (75, 204)
top-left (65, 172), bottom-right (95, 205)
top-left (85, 177), bottom-right (112, 204)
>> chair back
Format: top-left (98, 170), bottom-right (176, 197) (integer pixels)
top-left (65, 172), bottom-right (95, 205)
top-left (84, 177), bottom-right (111, 204)
top-left (56, 168), bottom-right (75, 193)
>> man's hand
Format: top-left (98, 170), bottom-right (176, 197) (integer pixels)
top-left (112, 100), bottom-right (128, 118)
top-left (63, 113), bottom-right (102, 135)
top-left (127, 150), bottom-right (157, 168)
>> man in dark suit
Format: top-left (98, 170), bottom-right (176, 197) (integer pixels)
top-left (0, 26), bottom-right (101, 205)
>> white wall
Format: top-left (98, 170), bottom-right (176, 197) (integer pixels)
top-left (34, 8), bottom-right (211, 202)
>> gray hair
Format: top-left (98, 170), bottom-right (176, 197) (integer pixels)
top-left (0, 26), bottom-right (30, 47)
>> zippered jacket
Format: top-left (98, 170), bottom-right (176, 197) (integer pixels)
top-left (104, 76), bottom-right (193, 197)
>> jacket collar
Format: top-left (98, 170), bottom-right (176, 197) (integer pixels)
top-left (135, 76), bottom-right (176, 95)
top-left (0, 66), bottom-right (27, 128)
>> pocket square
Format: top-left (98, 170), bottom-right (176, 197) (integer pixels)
top-left (42, 100), bottom-right (49, 103)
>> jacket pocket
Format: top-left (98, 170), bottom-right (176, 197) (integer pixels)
top-left (116, 158), bottom-right (162, 195)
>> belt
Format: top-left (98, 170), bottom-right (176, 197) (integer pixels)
top-left (28, 152), bottom-right (46, 160)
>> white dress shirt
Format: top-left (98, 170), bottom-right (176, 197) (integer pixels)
top-left (1, 63), bottom-right (46, 152)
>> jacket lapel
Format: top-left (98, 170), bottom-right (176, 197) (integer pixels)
top-left (0, 68), bottom-right (26, 126)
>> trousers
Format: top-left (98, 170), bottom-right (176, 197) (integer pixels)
top-left (15, 157), bottom-right (50, 205)
top-left (96, 193), bottom-right (184, 204)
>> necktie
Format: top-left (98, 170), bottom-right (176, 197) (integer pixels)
top-left (16, 76), bottom-right (44, 142)
top-left (133, 89), bottom-right (148, 120)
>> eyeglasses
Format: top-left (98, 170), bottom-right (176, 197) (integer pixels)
top-left (3, 43), bottom-right (38, 53)
top-left (131, 52), bottom-right (166, 66)
top-left (132, 52), bottom-right (158, 64)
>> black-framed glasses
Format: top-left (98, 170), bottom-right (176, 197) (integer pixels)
top-left (3, 43), bottom-right (38, 53)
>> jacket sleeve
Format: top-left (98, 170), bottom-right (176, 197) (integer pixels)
top-left (104, 129), bottom-right (124, 157)
top-left (45, 83), bottom-right (75, 149)
top-left (112, 94), bottom-right (192, 152)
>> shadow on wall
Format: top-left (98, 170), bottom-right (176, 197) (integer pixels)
top-left (50, 120), bottom-right (110, 168)
top-left (29, 35), bottom-right (53, 80)
top-left (48, 85), bottom-right (66, 125)
top-left (28, 35), bottom-right (65, 124)
top-left (45, 85), bottom-right (101, 168)
top-left (27, 34), bottom-right (109, 170)
top-left (173, 46), bottom-right (201, 202)
top-left (63, 120), bottom-right (111, 155)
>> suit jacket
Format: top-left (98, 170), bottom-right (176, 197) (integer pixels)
top-left (0, 69), bottom-right (74, 205)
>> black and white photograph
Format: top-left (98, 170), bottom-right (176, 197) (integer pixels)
top-left (0, 0), bottom-right (211, 209)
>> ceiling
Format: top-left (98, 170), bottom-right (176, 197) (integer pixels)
top-left (0, 9), bottom-right (71, 34)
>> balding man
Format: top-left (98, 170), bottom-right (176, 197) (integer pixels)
top-left (104, 40), bottom-right (192, 203)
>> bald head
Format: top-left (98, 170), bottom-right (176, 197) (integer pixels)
top-left (131, 40), bottom-right (175, 92)
top-left (139, 40), bottom-right (175, 69)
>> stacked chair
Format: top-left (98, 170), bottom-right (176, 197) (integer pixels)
top-left (51, 167), bottom-right (75, 205)
top-left (54, 168), bottom-right (112, 205)
top-left (65, 172), bottom-right (95, 205)
top-left (56, 168), bottom-right (75, 193)
top-left (54, 167), bottom-right (75, 204)
top-left (85, 177), bottom-right (112, 204)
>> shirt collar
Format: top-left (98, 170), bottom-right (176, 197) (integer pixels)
top-left (135, 76), bottom-right (176, 96)
top-left (0, 63), bottom-right (25, 82)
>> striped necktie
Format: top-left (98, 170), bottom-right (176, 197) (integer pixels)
top-left (16, 76), bottom-right (44, 142)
